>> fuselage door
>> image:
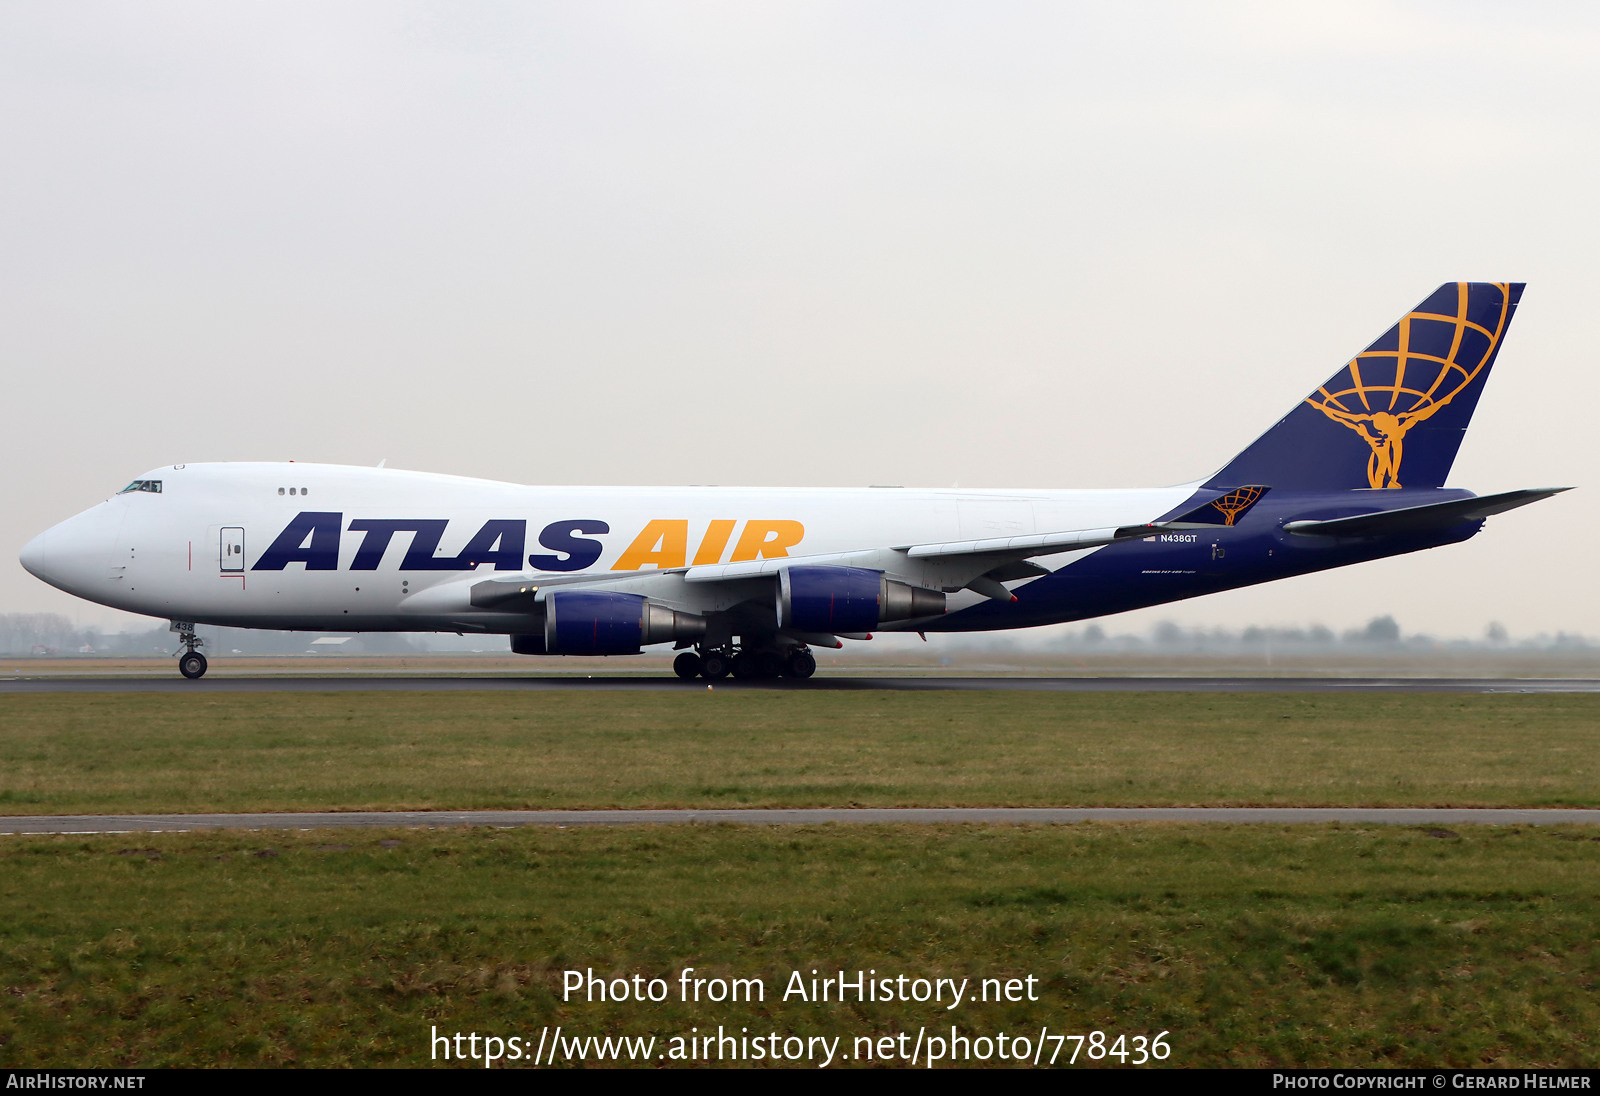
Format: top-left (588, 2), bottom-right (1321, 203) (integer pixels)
top-left (221, 527), bottom-right (245, 572)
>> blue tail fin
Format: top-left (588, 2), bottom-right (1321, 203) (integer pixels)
top-left (1207, 282), bottom-right (1524, 491)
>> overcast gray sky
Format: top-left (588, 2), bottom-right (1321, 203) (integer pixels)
top-left (3, 1), bottom-right (1595, 640)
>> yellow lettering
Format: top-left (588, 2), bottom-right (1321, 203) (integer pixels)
top-left (729, 520), bottom-right (805, 562)
top-left (611, 519), bottom-right (689, 571)
top-left (693, 519), bottom-right (737, 565)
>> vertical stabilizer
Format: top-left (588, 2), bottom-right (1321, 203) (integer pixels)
top-left (1207, 282), bottom-right (1523, 491)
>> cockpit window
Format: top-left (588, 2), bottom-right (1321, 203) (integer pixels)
top-left (118, 479), bottom-right (163, 494)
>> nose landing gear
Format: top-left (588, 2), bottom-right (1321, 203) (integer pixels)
top-left (172, 623), bottom-right (208, 679)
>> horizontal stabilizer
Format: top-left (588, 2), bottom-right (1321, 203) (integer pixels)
top-left (1283, 488), bottom-right (1569, 538)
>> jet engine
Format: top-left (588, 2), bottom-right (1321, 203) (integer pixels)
top-left (777, 565), bottom-right (945, 633)
top-left (511, 590), bottom-right (705, 655)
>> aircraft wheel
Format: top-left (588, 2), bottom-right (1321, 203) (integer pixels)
top-left (178, 652), bottom-right (208, 680)
top-left (730, 652), bottom-right (753, 679)
top-left (673, 652), bottom-right (702, 680)
top-left (754, 650), bottom-right (785, 679)
top-left (699, 652), bottom-right (731, 680)
top-left (786, 650), bottom-right (817, 680)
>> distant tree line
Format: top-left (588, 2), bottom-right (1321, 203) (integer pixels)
top-left (0, 614), bottom-right (424, 656)
top-left (3, 610), bottom-right (1593, 657)
top-left (1051, 615), bottom-right (1594, 653)
top-left (0, 613), bottom-right (97, 655)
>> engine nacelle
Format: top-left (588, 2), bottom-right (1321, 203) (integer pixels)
top-left (777, 565), bottom-right (945, 633)
top-left (510, 633), bottom-right (549, 655)
top-left (512, 591), bottom-right (705, 656)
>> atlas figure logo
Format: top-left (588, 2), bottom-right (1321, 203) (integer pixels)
top-left (252, 514), bottom-right (807, 573)
top-left (1306, 281), bottom-right (1513, 489)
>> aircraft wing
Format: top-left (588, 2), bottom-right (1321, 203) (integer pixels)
top-left (466, 518), bottom-right (1212, 611)
top-left (681, 520), bottom-right (1211, 581)
top-left (459, 489), bottom-right (1562, 617)
top-left (1282, 488), bottom-right (1570, 538)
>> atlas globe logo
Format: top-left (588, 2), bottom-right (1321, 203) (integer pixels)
top-left (1306, 282), bottom-right (1513, 489)
top-left (1209, 485), bottom-right (1267, 525)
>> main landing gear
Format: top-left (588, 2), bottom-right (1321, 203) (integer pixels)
top-left (673, 646), bottom-right (816, 681)
top-left (173, 623), bottom-right (208, 680)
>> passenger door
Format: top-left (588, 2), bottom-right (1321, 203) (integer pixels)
top-left (220, 527), bottom-right (245, 573)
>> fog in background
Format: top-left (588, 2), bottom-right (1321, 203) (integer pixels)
top-left (4, 611), bottom-right (1592, 661)
top-left (3, 2), bottom-right (1595, 643)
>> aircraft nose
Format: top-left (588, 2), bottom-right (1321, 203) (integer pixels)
top-left (19, 526), bottom-right (56, 581)
top-left (19, 507), bottom-right (118, 598)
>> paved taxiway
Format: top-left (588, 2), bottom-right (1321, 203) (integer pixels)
top-left (4, 675), bottom-right (1599, 693)
top-left (4, 807), bottom-right (1599, 834)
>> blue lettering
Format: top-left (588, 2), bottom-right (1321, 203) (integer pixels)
top-left (253, 512), bottom-right (342, 571)
top-left (349, 519), bottom-right (427, 570)
top-left (261, 515), bottom-right (600, 573)
top-left (347, 519), bottom-right (472, 571)
top-left (529, 519), bottom-right (608, 572)
top-left (399, 520), bottom-right (465, 570)
top-left (455, 519), bottom-right (527, 571)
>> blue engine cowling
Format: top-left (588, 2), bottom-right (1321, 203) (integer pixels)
top-left (510, 633), bottom-right (549, 655)
top-left (512, 590), bottom-right (705, 656)
top-left (777, 566), bottom-right (945, 633)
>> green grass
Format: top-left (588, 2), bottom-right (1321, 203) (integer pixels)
top-left (2, 824), bottom-right (1598, 1067)
top-left (1, 691), bottom-right (1597, 814)
top-left (3, 690), bottom-right (1597, 1068)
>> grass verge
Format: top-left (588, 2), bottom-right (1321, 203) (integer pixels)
top-left (2, 823), bottom-right (1598, 1067)
top-left (1, 691), bottom-right (1597, 814)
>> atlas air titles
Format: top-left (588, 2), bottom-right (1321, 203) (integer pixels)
top-left (253, 513), bottom-right (808, 573)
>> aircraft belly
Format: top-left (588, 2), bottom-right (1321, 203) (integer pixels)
top-left (172, 612), bottom-right (535, 633)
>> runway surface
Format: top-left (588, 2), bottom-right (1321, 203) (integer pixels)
top-left (4, 807), bottom-right (1599, 834)
top-left (4, 674), bottom-right (1599, 694)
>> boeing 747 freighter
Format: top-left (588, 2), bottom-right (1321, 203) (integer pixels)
top-left (21, 282), bottom-right (1565, 680)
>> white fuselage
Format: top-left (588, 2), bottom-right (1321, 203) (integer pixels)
top-left (21, 462), bottom-right (1192, 633)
